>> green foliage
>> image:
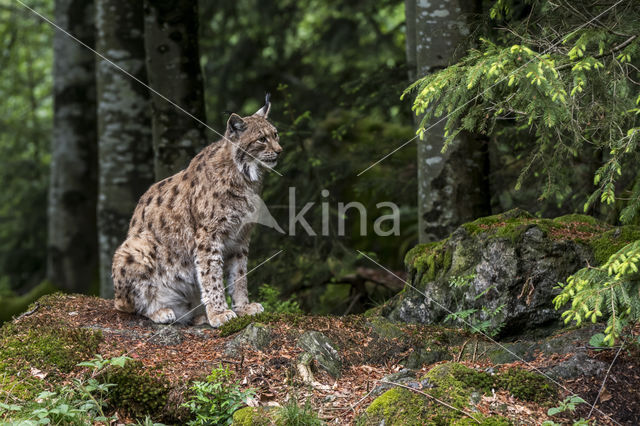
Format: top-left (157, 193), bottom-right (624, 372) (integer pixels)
top-left (258, 284), bottom-right (303, 314)
top-left (0, 355), bottom-right (134, 424)
top-left (555, 240), bottom-right (640, 345)
top-left (444, 274), bottom-right (506, 337)
top-left (277, 399), bottom-right (324, 426)
top-left (543, 395), bottom-right (589, 426)
top-left (99, 359), bottom-right (169, 420)
top-left (0, 1), bottom-right (53, 291)
top-left (182, 364), bottom-right (256, 426)
top-left (406, 0), bottom-right (640, 218)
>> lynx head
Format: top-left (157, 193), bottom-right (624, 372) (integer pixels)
top-left (226, 94), bottom-right (282, 181)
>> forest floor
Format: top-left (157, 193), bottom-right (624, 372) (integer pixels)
top-left (2, 294), bottom-right (639, 425)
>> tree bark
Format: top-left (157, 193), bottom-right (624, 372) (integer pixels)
top-left (96, 0), bottom-right (154, 298)
top-left (143, 0), bottom-right (207, 180)
top-left (47, 0), bottom-right (98, 293)
top-left (410, 0), bottom-right (490, 242)
top-left (404, 0), bottom-right (417, 82)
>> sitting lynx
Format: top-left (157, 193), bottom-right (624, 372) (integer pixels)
top-left (112, 95), bottom-right (281, 327)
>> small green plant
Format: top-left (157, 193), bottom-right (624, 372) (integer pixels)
top-left (542, 395), bottom-right (589, 426)
top-left (277, 399), bottom-right (324, 426)
top-left (258, 284), bottom-right (303, 314)
top-left (0, 355), bottom-right (128, 424)
top-left (182, 364), bottom-right (256, 425)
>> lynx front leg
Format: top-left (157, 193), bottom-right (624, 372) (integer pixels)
top-left (228, 251), bottom-right (264, 317)
top-left (195, 229), bottom-right (237, 327)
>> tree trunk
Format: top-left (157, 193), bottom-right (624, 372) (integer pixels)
top-left (410, 0), bottom-right (490, 242)
top-left (143, 0), bottom-right (207, 180)
top-left (96, 0), bottom-right (154, 298)
top-left (404, 0), bottom-right (417, 82)
top-left (47, 0), bottom-right (98, 293)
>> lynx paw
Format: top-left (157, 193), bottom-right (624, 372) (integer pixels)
top-left (192, 314), bottom-right (208, 326)
top-left (234, 302), bottom-right (264, 317)
top-left (148, 308), bottom-right (176, 324)
top-left (207, 309), bottom-right (238, 328)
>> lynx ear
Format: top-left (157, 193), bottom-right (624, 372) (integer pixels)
top-left (254, 93), bottom-right (271, 118)
top-left (227, 113), bottom-right (247, 136)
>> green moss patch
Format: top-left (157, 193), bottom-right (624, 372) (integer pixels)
top-left (588, 226), bottom-right (640, 264)
top-left (404, 241), bottom-right (453, 286)
top-left (360, 362), bottom-right (553, 425)
top-left (218, 313), bottom-right (305, 337)
top-left (0, 320), bottom-right (102, 401)
top-left (496, 367), bottom-right (556, 403)
top-left (99, 360), bottom-right (170, 420)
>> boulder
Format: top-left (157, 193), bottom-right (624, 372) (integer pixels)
top-left (225, 323), bottom-right (272, 356)
top-left (384, 209), bottom-right (640, 336)
top-left (297, 330), bottom-right (342, 378)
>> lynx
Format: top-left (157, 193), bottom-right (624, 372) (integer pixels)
top-left (112, 95), bottom-right (281, 327)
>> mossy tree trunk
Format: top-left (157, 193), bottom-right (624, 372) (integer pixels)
top-left (96, 0), bottom-right (154, 298)
top-left (143, 0), bottom-right (207, 180)
top-left (407, 0), bottom-right (490, 242)
top-left (47, 0), bottom-right (98, 293)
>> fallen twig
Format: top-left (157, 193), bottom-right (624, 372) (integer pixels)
top-left (587, 342), bottom-right (624, 419)
top-left (13, 303), bottom-right (39, 321)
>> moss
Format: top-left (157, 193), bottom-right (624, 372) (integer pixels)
top-left (496, 367), bottom-right (556, 403)
top-left (0, 319), bottom-right (102, 401)
top-left (218, 313), bottom-right (303, 337)
top-left (450, 364), bottom-right (494, 394)
top-left (367, 316), bottom-right (405, 339)
top-left (100, 360), bottom-right (169, 420)
top-left (0, 323), bottom-right (102, 374)
top-left (232, 406), bottom-right (273, 425)
top-left (359, 387), bottom-right (430, 426)
top-left (461, 209), bottom-right (535, 238)
top-left (588, 225), bottom-right (640, 264)
top-left (405, 241), bottom-right (453, 287)
top-left (553, 214), bottom-right (601, 226)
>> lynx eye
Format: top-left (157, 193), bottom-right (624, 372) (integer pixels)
top-left (257, 137), bottom-right (267, 144)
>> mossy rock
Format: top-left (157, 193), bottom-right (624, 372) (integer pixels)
top-left (366, 316), bottom-right (406, 340)
top-left (386, 209), bottom-right (639, 336)
top-left (232, 406), bottom-right (276, 425)
top-left (218, 312), bottom-right (302, 337)
top-left (359, 363), bottom-right (511, 425)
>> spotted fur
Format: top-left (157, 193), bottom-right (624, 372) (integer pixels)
top-left (112, 98), bottom-right (281, 327)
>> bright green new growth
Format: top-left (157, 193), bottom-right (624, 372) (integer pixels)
top-left (182, 364), bottom-right (256, 426)
top-left (555, 239), bottom-right (640, 345)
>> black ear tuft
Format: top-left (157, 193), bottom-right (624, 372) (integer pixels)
top-left (254, 93), bottom-right (272, 118)
top-left (227, 113), bottom-right (247, 136)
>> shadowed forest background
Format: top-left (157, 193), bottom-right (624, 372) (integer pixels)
top-left (0, 0), bottom-right (638, 321)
